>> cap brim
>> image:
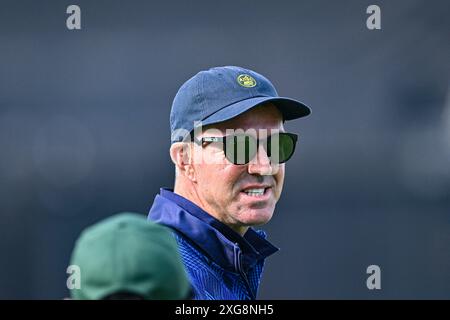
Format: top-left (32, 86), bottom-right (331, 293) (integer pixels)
top-left (200, 96), bottom-right (311, 127)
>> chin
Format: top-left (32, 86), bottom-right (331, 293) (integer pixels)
top-left (239, 208), bottom-right (274, 227)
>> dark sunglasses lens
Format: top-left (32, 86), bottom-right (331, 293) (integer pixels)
top-left (280, 134), bottom-right (296, 163)
top-left (225, 133), bottom-right (296, 165)
top-left (225, 134), bottom-right (257, 164)
top-left (268, 133), bottom-right (296, 163)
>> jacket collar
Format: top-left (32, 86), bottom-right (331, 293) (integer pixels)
top-left (148, 188), bottom-right (279, 273)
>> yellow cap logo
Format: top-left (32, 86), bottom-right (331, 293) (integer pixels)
top-left (237, 74), bottom-right (257, 88)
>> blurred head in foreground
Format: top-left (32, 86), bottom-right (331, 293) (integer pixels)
top-left (69, 212), bottom-right (191, 300)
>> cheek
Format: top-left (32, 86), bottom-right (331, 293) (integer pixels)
top-left (217, 165), bottom-right (246, 195)
top-left (195, 164), bottom-right (240, 192)
top-left (274, 165), bottom-right (285, 198)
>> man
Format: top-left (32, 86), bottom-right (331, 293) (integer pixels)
top-left (148, 66), bottom-right (311, 300)
top-left (69, 212), bottom-right (192, 299)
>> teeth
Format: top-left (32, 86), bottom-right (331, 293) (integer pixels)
top-left (244, 188), bottom-right (265, 196)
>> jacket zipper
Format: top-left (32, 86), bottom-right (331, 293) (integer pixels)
top-left (234, 244), bottom-right (255, 300)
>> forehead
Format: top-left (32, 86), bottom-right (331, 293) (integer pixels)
top-left (207, 103), bottom-right (283, 132)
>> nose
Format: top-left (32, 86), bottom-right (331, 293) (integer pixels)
top-left (247, 145), bottom-right (278, 176)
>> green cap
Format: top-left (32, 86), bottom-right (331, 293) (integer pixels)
top-left (69, 212), bottom-right (190, 300)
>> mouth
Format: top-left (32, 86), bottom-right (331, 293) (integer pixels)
top-left (240, 186), bottom-right (272, 199)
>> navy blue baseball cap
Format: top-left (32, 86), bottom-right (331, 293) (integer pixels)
top-left (170, 66), bottom-right (311, 143)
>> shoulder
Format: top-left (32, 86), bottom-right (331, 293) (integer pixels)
top-left (172, 232), bottom-right (209, 268)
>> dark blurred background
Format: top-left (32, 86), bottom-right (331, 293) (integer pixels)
top-left (0, 0), bottom-right (449, 299)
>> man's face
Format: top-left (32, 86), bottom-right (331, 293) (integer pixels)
top-left (191, 103), bottom-right (285, 235)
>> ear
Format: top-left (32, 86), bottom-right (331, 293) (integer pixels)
top-left (169, 143), bottom-right (196, 182)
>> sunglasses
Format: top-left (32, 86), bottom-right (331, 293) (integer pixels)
top-left (193, 132), bottom-right (298, 165)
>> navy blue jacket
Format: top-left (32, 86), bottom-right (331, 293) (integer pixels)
top-left (148, 188), bottom-right (279, 300)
